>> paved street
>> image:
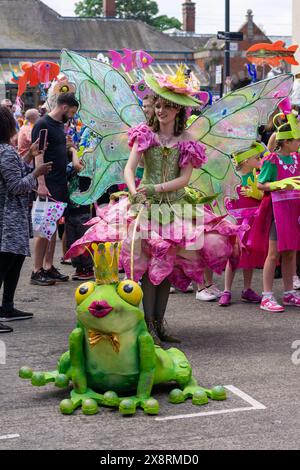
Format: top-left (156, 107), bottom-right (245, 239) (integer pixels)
top-left (1, 240), bottom-right (300, 450)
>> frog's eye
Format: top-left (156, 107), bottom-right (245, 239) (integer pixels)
top-left (117, 280), bottom-right (143, 306)
top-left (75, 282), bottom-right (95, 305)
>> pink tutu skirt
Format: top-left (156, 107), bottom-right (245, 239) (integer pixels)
top-left (66, 195), bottom-right (245, 291)
top-left (226, 191), bottom-right (263, 269)
top-left (272, 190), bottom-right (300, 251)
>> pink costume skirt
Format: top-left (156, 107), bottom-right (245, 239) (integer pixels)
top-left (272, 190), bottom-right (300, 251)
top-left (226, 187), bottom-right (263, 269)
top-left (227, 205), bottom-right (261, 269)
top-left (66, 195), bottom-right (245, 291)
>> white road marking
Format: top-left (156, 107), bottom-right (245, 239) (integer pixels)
top-left (224, 385), bottom-right (266, 410)
top-left (0, 434), bottom-right (20, 441)
top-left (155, 385), bottom-right (266, 422)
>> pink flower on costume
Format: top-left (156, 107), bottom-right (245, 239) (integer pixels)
top-left (154, 74), bottom-right (198, 96)
top-left (128, 123), bottom-right (158, 152)
top-left (178, 141), bottom-right (207, 168)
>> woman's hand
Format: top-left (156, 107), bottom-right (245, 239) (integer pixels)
top-left (130, 191), bottom-right (147, 205)
top-left (136, 184), bottom-right (155, 197)
top-left (33, 161), bottom-right (53, 179)
top-left (29, 139), bottom-right (41, 159)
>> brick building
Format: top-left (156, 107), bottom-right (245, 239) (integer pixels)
top-left (180, 10), bottom-right (273, 89)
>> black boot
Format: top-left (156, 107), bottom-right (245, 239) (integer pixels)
top-left (154, 320), bottom-right (181, 344)
top-left (145, 319), bottom-right (163, 347)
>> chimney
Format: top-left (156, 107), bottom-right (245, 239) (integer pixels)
top-left (246, 9), bottom-right (254, 39)
top-left (183, 0), bottom-right (196, 33)
top-left (103, 0), bottom-right (116, 18)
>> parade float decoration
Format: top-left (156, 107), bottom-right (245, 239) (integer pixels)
top-left (19, 243), bottom-right (227, 416)
top-left (246, 41), bottom-right (299, 68)
top-left (109, 49), bottom-right (154, 73)
top-left (58, 50), bottom-right (294, 214)
top-left (11, 61), bottom-right (60, 104)
top-left (43, 75), bottom-right (76, 112)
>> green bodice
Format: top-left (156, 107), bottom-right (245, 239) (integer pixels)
top-left (140, 146), bottom-right (185, 202)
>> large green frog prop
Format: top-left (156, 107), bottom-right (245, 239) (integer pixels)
top-left (20, 244), bottom-right (226, 416)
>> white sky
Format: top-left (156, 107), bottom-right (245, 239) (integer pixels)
top-left (43, 0), bottom-right (293, 36)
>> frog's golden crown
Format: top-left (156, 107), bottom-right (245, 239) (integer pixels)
top-left (86, 243), bottom-right (119, 285)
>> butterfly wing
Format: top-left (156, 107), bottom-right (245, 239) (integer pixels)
top-left (61, 50), bottom-right (145, 205)
top-left (188, 74), bottom-right (294, 214)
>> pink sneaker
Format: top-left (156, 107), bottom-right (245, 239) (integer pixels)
top-left (219, 291), bottom-right (231, 307)
top-left (283, 293), bottom-right (300, 308)
top-left (260, 296), bottom-right (285, 312)
top-left (241, 288), bottom-right (262, 303)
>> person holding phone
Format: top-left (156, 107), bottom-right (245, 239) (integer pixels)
top-left (30, 93), bottom-right (79, 286)
top-left (0, 105), bottom-right (52, 333)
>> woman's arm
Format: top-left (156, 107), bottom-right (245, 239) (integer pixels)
top-left (156, 163), bottom-right (193, 193)
top-left (137, 162), bottom-right (193, 195)
top-left (0, 147), bottom-right (37, 196)
top-left (22, 139), bottom-right (41, 165)
top-left (124, 141), bottom-right (143, 195)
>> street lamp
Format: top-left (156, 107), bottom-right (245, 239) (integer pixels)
top-left (224, 0), bottom-right (230, 79)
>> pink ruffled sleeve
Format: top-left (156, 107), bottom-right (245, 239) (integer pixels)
top-left (128, 124), bottom-right (158, 152)
top-left (178, 141), bottom-right (208, 169)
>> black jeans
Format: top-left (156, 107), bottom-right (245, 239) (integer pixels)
top-left (0, 252), bottom-right (25, 313)
top-left (65, 211), bottom-right (93, 271)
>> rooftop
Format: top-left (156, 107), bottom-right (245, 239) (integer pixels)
top-left (0, 0), bottom-right (194, 54)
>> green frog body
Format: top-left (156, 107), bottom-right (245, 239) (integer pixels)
top-left (20, 246), bottom-right (226, 416)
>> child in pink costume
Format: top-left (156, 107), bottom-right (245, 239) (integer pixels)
top-left (249, 112), bottom-right (300, 312)
top-left (219, 142), bottom-right (265, 306)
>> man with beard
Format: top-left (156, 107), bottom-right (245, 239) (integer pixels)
top-left (30, 93), bottom-right (79, 286)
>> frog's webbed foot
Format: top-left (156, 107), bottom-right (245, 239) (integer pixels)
top-left (60, 388), bottom-right (104, 415)
top-left (169, 377), bottom-right (226, 407)
top-left (60, 390), bottom-right (159, 416)
top-left (118, 396), bottom-right (160, 416)
top-left (19, 367), bottom-right (70, 389)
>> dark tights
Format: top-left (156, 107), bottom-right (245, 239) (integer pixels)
top-left (141, 273), bottom-right (171, 324)
top-left (0, 252), bottom-right (25, 313)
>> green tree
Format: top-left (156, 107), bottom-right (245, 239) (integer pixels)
top-left (150, 15), bottom-right (182, 31)
top-left (75, 0), bottom-right (103, 16)
top-left (75, 0), bottom-right (182, 31)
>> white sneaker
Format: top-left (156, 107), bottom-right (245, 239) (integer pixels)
top-left (185, 283), bottom-right (194, 293)
top-left (208, 284), bottom-right (223, 298)
top-left (170, 283), bottom-right (193, 294)
top-left (196, 285), bottom-right (220, 301)
top-left (293, 276), bottom-right (300, 290)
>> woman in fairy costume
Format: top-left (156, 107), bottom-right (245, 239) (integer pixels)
top-left (219, 142), bottom-right (265, 306)
top-left (249, 108), bottom-right (300, 312)
top-left (67, 68), bottom-right (243, 344)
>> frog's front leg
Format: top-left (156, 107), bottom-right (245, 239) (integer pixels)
top-left (118, 332), bottom-right (159, 416)
top-left (59, 327), bottom-right (101, 415)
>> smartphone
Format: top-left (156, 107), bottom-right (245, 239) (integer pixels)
top-left (38, 129), bottom-right (48, 152)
